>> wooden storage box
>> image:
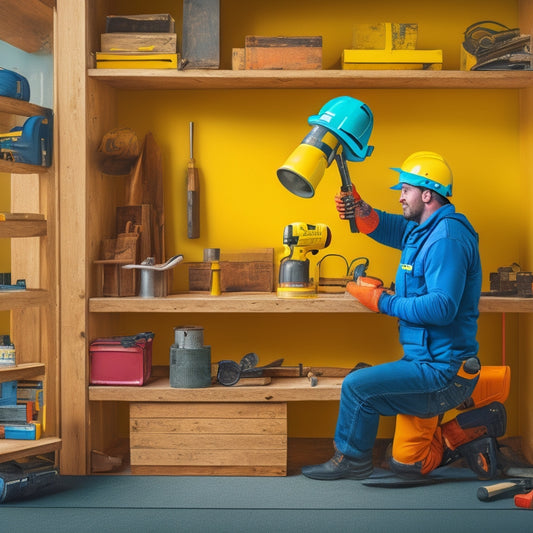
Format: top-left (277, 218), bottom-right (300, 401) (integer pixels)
top-left (130, 402), bottom-right (287, 475)
top-left (187, 249), bottom-right (274, 292)
top-left (244, 36), bottom-right (322, 70)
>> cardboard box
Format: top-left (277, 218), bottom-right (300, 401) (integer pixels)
top-left (90, 332), bottom-right (154, 386)
top-left (244, 36), bottom-right (322, 70)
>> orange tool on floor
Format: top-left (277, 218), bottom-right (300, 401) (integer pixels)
top-left (515, 489), bottom-right (533, 509)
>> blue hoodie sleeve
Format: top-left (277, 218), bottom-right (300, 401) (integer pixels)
top-left (367, 210), bottom-right (413, 250)
top-left (378, 236), bottom-right (469, 326)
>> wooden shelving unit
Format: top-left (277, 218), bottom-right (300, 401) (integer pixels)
top-left (0, 0), bottom-right (60, 465)
top-left (55, 0), bottom-right (533, 474)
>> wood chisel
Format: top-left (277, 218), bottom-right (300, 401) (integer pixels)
top-left (187, 121), bottom-right (200, 238)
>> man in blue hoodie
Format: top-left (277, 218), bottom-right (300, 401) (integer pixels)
top-left (302, 151), bottom-right (506, 481)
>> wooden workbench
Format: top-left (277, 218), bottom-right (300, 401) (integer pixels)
top-left (90, 376), bottom-right (342, 476)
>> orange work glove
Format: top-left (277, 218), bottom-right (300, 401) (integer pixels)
top-left (334, 184), bottom-right (379, 234)
top-left (346, 276), bottom-right (386, 312)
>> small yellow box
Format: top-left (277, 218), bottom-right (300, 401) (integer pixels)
top-left (342, 49), bottom-right (443, 70)
top-left (96, 52), bottom-right (178, 69)
top-left (343, 22), bottom-right (442, 70)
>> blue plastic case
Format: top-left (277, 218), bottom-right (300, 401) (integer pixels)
top-left (0, 68), bottom-right (30, 101)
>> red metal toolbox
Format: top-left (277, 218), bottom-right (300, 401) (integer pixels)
top-left (89, 332), bottom-right (154, 386)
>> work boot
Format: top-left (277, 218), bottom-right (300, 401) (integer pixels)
top-left (301, 450), bottom-right (373, 480)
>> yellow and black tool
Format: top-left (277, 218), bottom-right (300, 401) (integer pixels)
top-left (277, 222), bottom-right (331, 299)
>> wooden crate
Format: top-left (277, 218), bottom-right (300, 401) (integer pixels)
top-left (187, 248), bottom-right (274, 292)
top-left (130, 402), bottom-right (287, 475)
top-left (244, 36), bottom-right (322, 70)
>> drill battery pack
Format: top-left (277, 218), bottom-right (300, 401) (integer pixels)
top-left (0, 115), bottom-right (52, 167)
top-left (0, 68), bottom-right (30, 101)
top-left (0, 459), bottom-right (59, 503)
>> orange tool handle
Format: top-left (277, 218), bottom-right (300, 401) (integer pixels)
top-left (515, 489), bottom-right (533, 509)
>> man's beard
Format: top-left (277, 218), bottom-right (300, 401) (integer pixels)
top-left (402, 204), bottom-right (423, 223)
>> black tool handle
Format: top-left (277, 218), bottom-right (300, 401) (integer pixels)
top-left (335, 153), bottom-right (358, 233)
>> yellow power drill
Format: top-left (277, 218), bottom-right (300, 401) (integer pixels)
top-left (277, 222), bottom-right (331, 299)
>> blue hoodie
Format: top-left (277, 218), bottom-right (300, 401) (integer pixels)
top-left (370, 204), bottom-right (481, 373)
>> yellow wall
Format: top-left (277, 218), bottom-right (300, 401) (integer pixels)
top-left (102, 0), bottom-right (524, 439)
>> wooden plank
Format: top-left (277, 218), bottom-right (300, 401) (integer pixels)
top-left (90, 377), bottom-right (342, 402)
top-left (0, 96), bottom-right (52, 118)
top-left (0, 0), bottom-right (53, 53)
top-left (0, 290), bottom-right (49, 312)
top-left (130, 402), bottom-right (286, 419)
top-left (131, 464), bottom-right (285, 476)
top-left (130, 417), bottom-right (287, 434)
top-left (89, 292), bottom-right (533, 314)
top-left (182, 0), bottom-right (220, 69)
top-left (130, 433), bottom-right (287, 450)
top-left (0, 436), bottom-right (61, 463)
top-left (56, 0), bottom-right (103, 475)
top-left (88, 69), bottom-right (533, 91)
top-left (101, 33), bottom-right (177, 53)
top-left (0, 220), bottom-right (47, 238)
top-left (0, 160), bottom-right (50, 174)
top-left (0, 362), bottom-right (45, 381)
top-left (130, 448), bottom-right (286, 467)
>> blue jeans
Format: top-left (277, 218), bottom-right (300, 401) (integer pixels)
top-left (334, 359), bottom-right (479, 459)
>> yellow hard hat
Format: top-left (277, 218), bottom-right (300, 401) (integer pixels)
top-left (390, 151), bottom-right (453, 197)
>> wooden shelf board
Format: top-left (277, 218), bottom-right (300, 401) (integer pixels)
top-left (88, 293), bottom-right (533, 314)
top-left (0, 0), bottom-right (53, 53)
top-left (0, 362), bottom-right (45, 382)
top-left (0, 219), bottom-right (47, 238)
top-left (89, 376), bottom-right (342, 403)
top-left (0, 289), bottom-right (49, 311)
top-left (0, 159), bottom-right (50, 175)
top-left (88, 69), bottom-right (533, 90)
top-left (0, 437), bottom-right (61, 463)
top-left (0, 95), bottom-right (52, 118)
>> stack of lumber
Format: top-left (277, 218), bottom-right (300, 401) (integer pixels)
top-left (96, 14), bottom-right (178, 69)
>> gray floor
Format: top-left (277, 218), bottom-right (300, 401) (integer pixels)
top-left (1, 468), bottom-right (532, 533)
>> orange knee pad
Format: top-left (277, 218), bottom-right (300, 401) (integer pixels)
top-left (392, 414), bottom-right (442, 475)
top-left (458, 366), bottom-right (510, 410)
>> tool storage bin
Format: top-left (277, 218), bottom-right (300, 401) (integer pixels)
top-left (89, 332), bottom-right (154, 386)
